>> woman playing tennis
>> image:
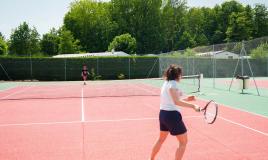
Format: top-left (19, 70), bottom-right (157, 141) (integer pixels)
top-left (150, 64), bottom-right (200, 160)
top-left (81, 64), bottom-right (90, 85)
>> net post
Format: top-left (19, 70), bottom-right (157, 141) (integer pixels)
top-left (198, 73), bottom-right (203, 92)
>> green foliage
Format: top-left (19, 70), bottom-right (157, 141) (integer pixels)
top-left (89, 68), bottom-right (102, 80)
top-left (160, 0), bottom-right (187, 51)
top-left (41, 28), bottom-right (60, 55)
top-left (9, 22), bottom-right (41, 56)
top-left (64, 0), bottom-right (118, 52)
top-left (111, 0), bottom-right (163, 54)
top-left (4, 0), bottom-right (268, 56)
top-left (195, 34), bottom-right (209, 46)
top-left (216, 0), bottom-right (244, 41)
top-left (230, 42), bottom-right (242, 54)
top-left (185, 8), bottom-right (205, 36)
top-left (253, 4), bottom-right (268, 37)
top-left (250, 43), bottom-right (268, 59)
top-left (0, 37), bottom-right (8, 55)
top-left (58, 28), bottom-right (80, 54)
top-left (211, 30), bottom-right (224, 44)
top-left (184, 48), bottom-right (197, 57)
top-left (226, 7), bottom-right (253, 42)
top-left (60, 0), bottom-right (267, 54)
top-left (176, 31), bottom-right (196, 50)
top-left (117, 73), bottom-right (125, 79)
top-left (0, 32), bottom-right (5, 40)
top-left (108, 33), bottom-right (137, 54)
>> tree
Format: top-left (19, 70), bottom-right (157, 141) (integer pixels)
top-left (108, 33), bottom-right (137, 54)
top-left (213, 1), bottom-right (244, 42)
top-left (0, 32), bottom-right (5, 40)
top-left (41, 28), bottom-right (60, 55)
top-left (211, 30), bottom-right (225, 44)
top-left (110, 0), bottom-right (163, 54)
top-left (30, 27), bottom-right (41, 55)
top-left (160, 0), bottom-right (187, 51)
top-left (176, 31), bottom-right (196, 49)
top-left (0, 37), bottom-right (8, 55)
top-left (9, 22), bottom-right (40, 56)
top-left (183, 7), bottom-right (212, 46)
top-left (253, 4), bottom-right (268, 38)
top-left (58, 28), bottom-right (80, 54)
top-left (185, 8), bottom-right (205, 36)
top-left (195, 33), bottom-right (209, 46)
top-left (226, 10), bottom-right (253, 42)
top-left (201, 7), bottom-right (218, 44)
top-left (64, 0), bottom-right (118, 52)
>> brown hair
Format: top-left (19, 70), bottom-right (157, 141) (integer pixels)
top-left (163, 64), bottom-right (182, 81)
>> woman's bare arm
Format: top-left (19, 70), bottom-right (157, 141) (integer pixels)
top-left (169, 88), bottom-right (199, 111)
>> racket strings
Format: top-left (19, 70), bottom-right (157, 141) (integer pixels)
top-left (204, 102), bottom-right (218, 124)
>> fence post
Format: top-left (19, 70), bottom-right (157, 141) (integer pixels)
top-left (267, 56), bottom-right (268, 76)
top-left (128, 58), bottom-right (130, 79)
top-left (30, 53), bottom-right (33, 80)
top-left (64, 58), bottom-right (67, 81)
top-left (213, 44), bottom-right (215, 88)
top-left (97, 58), bottom-right (99, 75)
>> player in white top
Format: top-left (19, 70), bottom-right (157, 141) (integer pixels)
top-left (150, 64), bottom-right (200, 160)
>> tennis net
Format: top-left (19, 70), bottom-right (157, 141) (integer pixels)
top-left (0, 74), bottom-right (202, 101)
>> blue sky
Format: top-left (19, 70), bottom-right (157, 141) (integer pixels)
top-left (1, 0), bottom-right (267, 39)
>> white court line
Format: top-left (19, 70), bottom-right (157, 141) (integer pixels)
top-left (81, 87), bottom-right (86, 160)
top-left (85, 116), bottom-right (201, 123)
top-left (0, 116), bottom-right (202, 127)
top-left (86, 117), bottom-right (157, 123)
top-left (219, 116), bottom-right (268, 137)
top-left (81, 87), bottom-right (85, 122)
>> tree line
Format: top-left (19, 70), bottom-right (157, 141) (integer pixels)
top-left (0, 0), bottom-right (267, 56)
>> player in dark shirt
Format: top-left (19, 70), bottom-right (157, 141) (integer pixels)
top-left (81, 64), bottom-right (89, 85)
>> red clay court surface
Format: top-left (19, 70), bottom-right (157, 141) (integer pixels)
top-left (0, 84), bottom-right (268, 160)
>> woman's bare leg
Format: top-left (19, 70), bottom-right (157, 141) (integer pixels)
top-left (150, 131), bottom-right (169, 160)
top-left (175, 133), bottom-right (188, 160)
top-left (83, 76), bottom-right (87, 85)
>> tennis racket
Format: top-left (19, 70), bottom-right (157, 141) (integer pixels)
top-left (199, 100), bottom-right (218, 124)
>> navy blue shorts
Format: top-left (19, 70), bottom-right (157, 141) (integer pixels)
top-left (159, 110), bottom-right (187, 135)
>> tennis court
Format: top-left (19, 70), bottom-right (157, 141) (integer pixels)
top-left (0, 78), bottom-right (268, 160)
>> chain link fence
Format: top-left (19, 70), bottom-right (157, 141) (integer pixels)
top-left (159, 37), bottom-right (268, 97)
top-left (0, 57), bottom-right (159, 81)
